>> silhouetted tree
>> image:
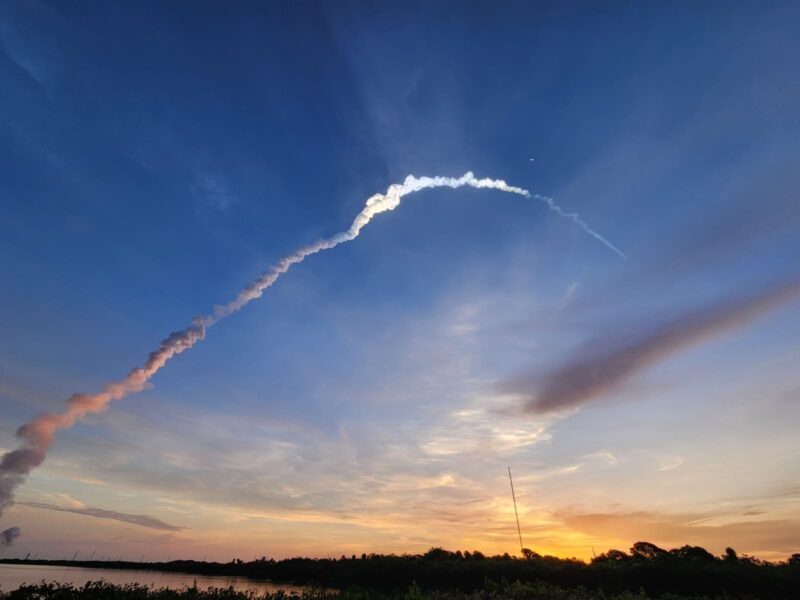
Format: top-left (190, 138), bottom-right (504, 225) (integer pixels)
top-left (6, 542), bottom-right (800, 599)
top-left (423, 548), bottom-right (450, 560)
top-left (739, 554), bottom-right (764, 566)
top-left (669, 545), bottom-right (715, 561)
top-left (630, 541), bottom-right (668, 560)
top-left (593, 549), bottom-right (629, 562)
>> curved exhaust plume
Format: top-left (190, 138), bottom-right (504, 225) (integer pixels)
top-left (0, 172), bottom-right (622, 523)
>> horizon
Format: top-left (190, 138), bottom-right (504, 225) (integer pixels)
top-left (1, 2), bottom-right (799, 565)
top-left (1, 542), bottom-right (797, 564)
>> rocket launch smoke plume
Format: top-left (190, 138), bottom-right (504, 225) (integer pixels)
top-left (1, 527), bottom-right (20, 546)
top-left (532, 193), bottom-right (627, 259)
top-left (0, 172), bottom-right (622, 523)
top-left (503, 278), bottom-right (800, 413)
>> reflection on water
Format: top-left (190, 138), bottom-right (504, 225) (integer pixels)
top-left (0, 563), bottom-right (309, 594)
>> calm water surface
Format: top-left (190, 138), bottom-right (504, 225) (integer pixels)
top-left (0, 563), bottom-right (309, 594)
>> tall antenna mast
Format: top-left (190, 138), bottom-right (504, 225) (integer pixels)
top-left (507, 466), bottom-right (524, 553)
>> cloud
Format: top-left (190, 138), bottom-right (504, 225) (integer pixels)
top-left (19, 501), bottom-right (185, 531)
top-left (502, 278), bottom-right (800, 414)
top-left (562, 282), bottom-right (579, 306)
top-left (657, 456), bottom-right (685, 472)
top-left (582, 451), bottom-right (618, 466)
top-left (194, 173), bottom-right (237, 213)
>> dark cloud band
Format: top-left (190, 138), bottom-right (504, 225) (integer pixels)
top-left (19, 501), bottom-right (184, 531)
top-left (503, 278), bottom-right (800, 413)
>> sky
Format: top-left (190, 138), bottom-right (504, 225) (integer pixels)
top-left (1, 1), bottom-right (799, 563)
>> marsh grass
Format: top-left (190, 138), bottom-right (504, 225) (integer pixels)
top-left (0, 580), bottom-right (760, 600)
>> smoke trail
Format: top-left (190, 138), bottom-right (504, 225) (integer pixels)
top-left (532, 193), bottom-right (627, 259)
top-left (503, 278), bottom-right (800, 413)
top-left (0, 172), bottom-right (622, 521)
top-left (19, 501), bottom-right (184, 531)
top-left (1, 527), bottom-right (20, 546)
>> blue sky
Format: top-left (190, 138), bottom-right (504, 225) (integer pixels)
top-left (1, 1), bottom-right (799, 561)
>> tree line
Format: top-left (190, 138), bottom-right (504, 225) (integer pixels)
top-left (3, 542), bottom-right (799, 599)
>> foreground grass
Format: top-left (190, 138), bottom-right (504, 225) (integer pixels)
top-left (7, 543), bottom-right (797, 598)
top-left (0, 581), bottom-right (762, 600)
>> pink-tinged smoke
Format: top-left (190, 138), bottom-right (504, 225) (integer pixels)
top-left (0, 172), bottom-right (622, 523)
top-left (0, 323), bottom-right (205, 518)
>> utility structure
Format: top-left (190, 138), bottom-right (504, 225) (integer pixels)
top-left (507, 466), bottom-right (524, 554)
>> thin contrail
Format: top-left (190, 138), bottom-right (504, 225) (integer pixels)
top-left (532, 193), bottom-right (627, 259)
top-left (0, 172), bottom-right (623, 528)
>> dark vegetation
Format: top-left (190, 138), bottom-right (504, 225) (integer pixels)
top-left (2, 543), bottom-right (799, 599)
top-left (0, 580), bottom-right (788, 600)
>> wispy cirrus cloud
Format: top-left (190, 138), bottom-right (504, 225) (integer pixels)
top-left (193, 173), bottom-right (238, 214)
top-left (19, 501), bottom-right (185, 531)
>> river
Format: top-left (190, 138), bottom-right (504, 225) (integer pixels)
top-left (0, 563), bottom-right (309, 594)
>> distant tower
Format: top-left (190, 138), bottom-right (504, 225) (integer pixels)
top-left (507, 466), bottom-right (524, 553)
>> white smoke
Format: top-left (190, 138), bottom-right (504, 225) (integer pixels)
top-left (198, 173), bottom-right (535, 324)
top-left (531, 193), bottom-right (627, 259)
top-left (0, 171), bottom-right (622, 524)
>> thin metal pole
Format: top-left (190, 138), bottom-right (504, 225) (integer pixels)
top-left (508, 466), bottom-right (524, 553)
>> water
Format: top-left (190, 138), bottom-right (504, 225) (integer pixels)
top-left (0, 563), bottom-right (310, 594)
